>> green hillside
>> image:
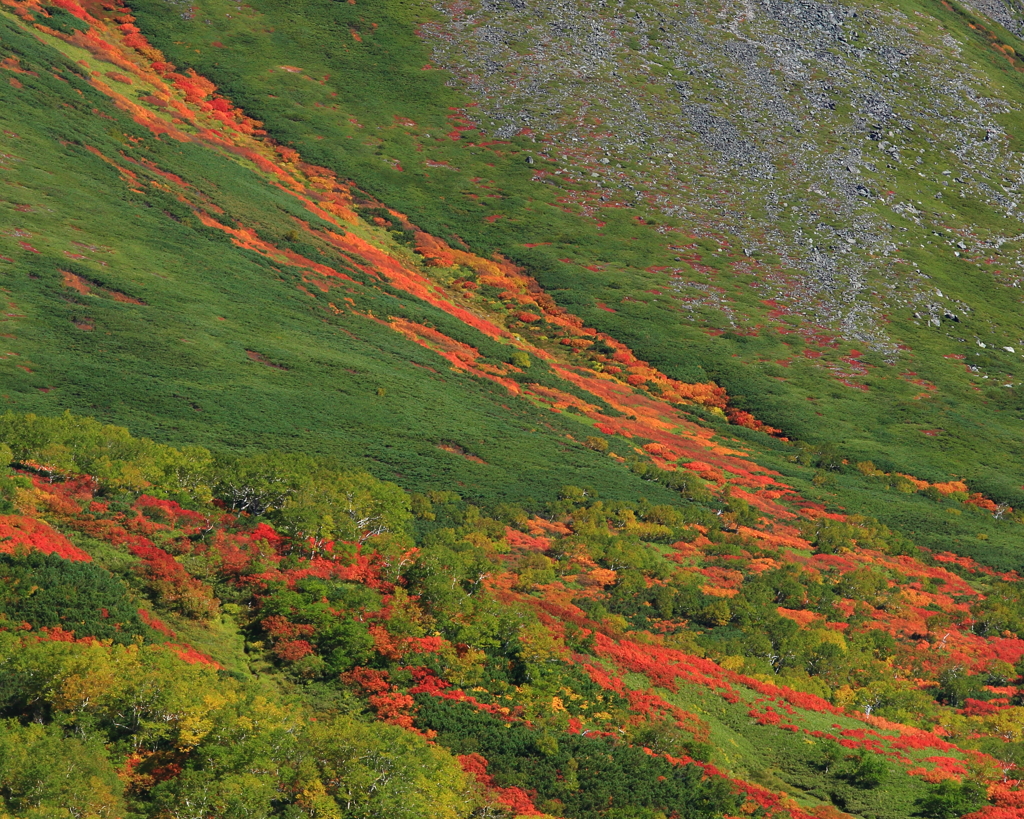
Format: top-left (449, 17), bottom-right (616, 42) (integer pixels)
top-left (4, 0), bottom-right (1024, 816)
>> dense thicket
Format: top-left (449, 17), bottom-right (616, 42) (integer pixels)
top-left (0, 412), bottom-right (1018, 817)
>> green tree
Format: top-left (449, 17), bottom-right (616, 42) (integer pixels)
top-left (935, 666), bottom-right (981, 707)
top-left (214, 452), bottom-right (315, 516)
top-left (292, 716), bottom-right (478, 819)
top-left (848, 750), bottom-right (888, 789)
top-left (0, 720), bottom-right (125, 819)
top-left (918, 779), bottom-right (988, 819)
top-left (0, 411), bottom-right (213, 495)
top-left (277, 467), bottom-right (413, 553)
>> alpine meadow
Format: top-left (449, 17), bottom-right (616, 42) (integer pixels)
top-left (8, 0), bottom-right (1024, 817)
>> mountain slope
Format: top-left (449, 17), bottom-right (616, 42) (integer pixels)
top-left (3, 0), bottom-right (1024, 564)
top-left (127, 0), bottom-right (1024, 498)
top-left (4, 0), bottom-right (1024, 817)
top-left (0, 416), bottom-right (1022, 818)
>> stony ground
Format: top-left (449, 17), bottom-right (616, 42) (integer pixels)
top-left (424, 0), bottom-right (1024, 357)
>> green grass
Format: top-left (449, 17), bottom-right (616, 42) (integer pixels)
top-left (0, 10), bottom-right (693, 509)
top-left (119, 0), bottom-right (1024, 517)
top-left (621, 669), bottom-right (934, 818)
top-left (5, 0), bottom-right (1024, 564)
